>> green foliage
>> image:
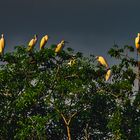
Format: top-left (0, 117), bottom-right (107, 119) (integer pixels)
top-left (0, 44), bottom-right (140, 139)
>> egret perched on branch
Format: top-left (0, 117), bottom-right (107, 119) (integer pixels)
top-left (40, 35), bottom-right (49, 50)
top-left (27, 34), bottom-right (37, 51)
top-left (96, 56), bottom-right (109, 68)
top-left (55, 40), bottom-right (68, 53)
top-left (68, 59), bottom-right (76, 66)
top-left (135, 33), bottom-right (140, 53)
top-left (0, 34), bottom-right (5, 56)
top-left (105, 69), bottom-right (111, 81)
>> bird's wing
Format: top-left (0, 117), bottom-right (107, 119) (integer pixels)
top-left (0, 41), bottom-right (3, 53)
top-left (40, 38), bottom-right (45, 49)
top-left (28, 39), bottom-right (34, 47)
top-left (55, 44), bottom-right (62, 53)
top-left (135, 37), bottom-right (140, 49)
top-left (0, 38), bottom-right (5, 49)
top-left (105, 69), bottom-right (111, 81)
top-left (40, 37), bottom-right (48, 49)
top-left (98, 57), bottom-right (108, 68)
top-left (136, 37), bottom-right (140, 43)
top-left (0, 38), bottom-right (5, 54)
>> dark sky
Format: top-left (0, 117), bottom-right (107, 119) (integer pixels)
top-left (1, 0), bottom-right (140, 61)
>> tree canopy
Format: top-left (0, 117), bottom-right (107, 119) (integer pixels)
top-left (0, 43), bottom-right (140, 140)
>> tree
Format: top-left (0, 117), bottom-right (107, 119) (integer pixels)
top-left (107, 44), bottom-right (140, 140)
top-left (0, 43), bottom-right (140, 139)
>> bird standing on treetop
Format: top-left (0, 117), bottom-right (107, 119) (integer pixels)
top-left (135, 33), bottom-right (140, 53)
top-left (68, 59), bottom-right (76, 66)
top-left (55, 40), bottom-right (68, 53)
top-left (0, 34), bottom-right (5, 56)
top-left (96, 56), bottom-right (109, 68)
top-left (105, 69), bottom-right (111, 81)
top-left (27, 34), bottom-right (37, 51)
top-left (40, 35), bottom-right (49, 50)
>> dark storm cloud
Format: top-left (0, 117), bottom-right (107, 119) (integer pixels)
top-left (1, 0), bottom-right (140, 63)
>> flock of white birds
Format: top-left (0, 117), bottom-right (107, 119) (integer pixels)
top-left (0, 34), bottom-right (67, 54)
top-left (0, 32), bottom-right (139, 85)
top-left (27, 34), bottom-right (67, 53)
top-left (7, 33), bottom-right (140, 82)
